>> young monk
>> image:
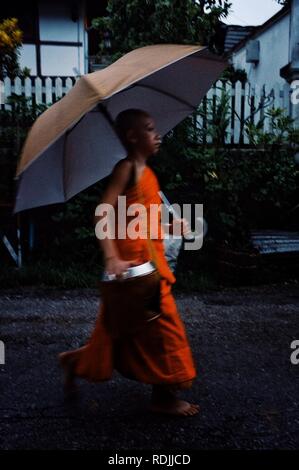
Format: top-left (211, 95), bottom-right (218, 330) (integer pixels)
top-left (58, 108), bottom-right (199, 417)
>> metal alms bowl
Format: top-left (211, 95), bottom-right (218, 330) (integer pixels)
top-left (101, 260), bottom-right (157, 282)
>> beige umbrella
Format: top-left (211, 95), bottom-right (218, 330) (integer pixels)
top-left (13, 44), bottom-right (227, 214)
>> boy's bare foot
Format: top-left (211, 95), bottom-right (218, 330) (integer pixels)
top-left (150, 384), bottom-right (200, 417)
top-left (150, 398), bottom-right (200, 416)
top-left (58, 352), bottom-right (78, 399)
top-left (150, 387), bottom-right (200, 417)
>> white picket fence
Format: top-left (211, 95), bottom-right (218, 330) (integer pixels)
top-left (198, 80), bottom-right (293, 144)
top-left (0, 76), bottom-right (294, 145)
top-left (0, 76), bottom-right (79, 107)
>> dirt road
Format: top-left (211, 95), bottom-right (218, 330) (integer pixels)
top-left (1, 282), bottom-right (299, 450)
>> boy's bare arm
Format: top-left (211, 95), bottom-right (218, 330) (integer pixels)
top-left (94, 160), bottom-right (140, 277)
top-left (94, 159), bottom-right (133, 260)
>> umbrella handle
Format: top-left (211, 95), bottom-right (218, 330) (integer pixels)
top-left (158, 191), bottom-right (208, 239)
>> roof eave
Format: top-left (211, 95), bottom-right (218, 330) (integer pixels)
top-left (230, 5), bottom-right (290, 54)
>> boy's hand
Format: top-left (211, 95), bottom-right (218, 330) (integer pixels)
top-left (164, 218), bottom-right (191, 237)
top-left (105, 256), bottom-right (139, 279)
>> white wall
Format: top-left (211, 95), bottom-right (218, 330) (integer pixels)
top-left (232, 12), bottom-right (290, 88)
top-left (39, 0), bottom-right (85, 76)
top-left (18, 0), bottom-right (87, 76)
top-left (19, 44), bottom-right (37, 75)
top-left (41, 45), bottom-right (84, 76)
top-left (39, 1), bottom-right (84, 43)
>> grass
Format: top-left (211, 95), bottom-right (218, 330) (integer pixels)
top-left (0, 258), bottom-right (217, 292)
top-left (173, 269), bottom-right (218, 293)
top-left (0, 260), bottom-right (104, 289)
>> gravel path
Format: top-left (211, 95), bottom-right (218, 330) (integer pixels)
top-left (0, 282), bottom-right (299, 450)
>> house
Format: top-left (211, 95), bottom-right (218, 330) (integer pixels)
top-left (229, 1), bottom-right (299, 96)
top-left (223, 25), bottom-right (256, 53)
top-left (229, 1), bottom-right (299, 124)
top-left (230, 4), bottom-right (291, 89)
top-left (0, 0), bottom-right (108, 77)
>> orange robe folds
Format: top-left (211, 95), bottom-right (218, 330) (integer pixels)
top-left (72, 165), bottom-right (197, 386)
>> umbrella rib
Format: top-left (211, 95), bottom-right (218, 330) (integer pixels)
top-left (97, 103), bottom-right (117, 127)
top-left (125, 83), bottom-right (198, 111)
top-left (60, 86), bottom-right (196, 201)
top-left (60, 83), bottom-right (198, 201)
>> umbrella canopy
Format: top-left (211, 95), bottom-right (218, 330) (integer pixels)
top-left (13, 44), bottom-right (227, 214)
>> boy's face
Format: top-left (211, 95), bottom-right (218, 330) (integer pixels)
top-left (127, 115), bottom-right (161, 156)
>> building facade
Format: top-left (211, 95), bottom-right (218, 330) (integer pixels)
top-left (230, 6), bottom-right (290, 89)
top-left (0, 0), bottom-right (108, 77)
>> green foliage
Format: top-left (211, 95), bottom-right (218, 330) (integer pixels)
top-left (5, 85), bottom-right (297, 270)
top-left (91, 0), bottom-right (231, 61)
top-left (222, 64), bottom-right (247, 83)
top-left (0, 94), bottom-right (47, 202)
top-left (245, 108), bottom-right (299, 147)
top-left (201, 86), bottom-right (231, 145)
top-left (154, 98), bottom-right (299, 249)
top-left (50, 190), bottom-right (102, 244)
top-left (44, 178), bottom-right (109, 269)
top-left (0, 18), bottom-right (31, 80)
top-left (0, 260), bottom-right (102, 289)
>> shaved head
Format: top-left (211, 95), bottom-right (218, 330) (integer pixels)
top-left (114, 108), bottom-right (151, 150)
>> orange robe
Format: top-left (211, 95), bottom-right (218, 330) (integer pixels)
top-left (72, 165), bottom-right (197, 386)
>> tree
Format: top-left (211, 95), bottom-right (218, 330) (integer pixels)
top-left (0, 18), bottom-right (24, 80)
top-left (92, 0), bottom-right (231, 61)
